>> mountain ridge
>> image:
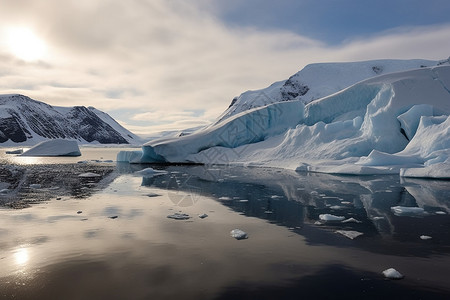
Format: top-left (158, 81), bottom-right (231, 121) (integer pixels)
top-left (0, 94), bottom-right (142, 146)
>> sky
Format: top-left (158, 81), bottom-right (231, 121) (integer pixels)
top-left (0, 0), bottom-right (449, 137)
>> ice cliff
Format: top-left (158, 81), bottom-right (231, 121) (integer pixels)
top-left (118, 59), bottom-right (450, 179)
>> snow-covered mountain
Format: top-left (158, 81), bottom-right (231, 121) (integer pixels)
top-left (118, 58), bottom-right (450, 179)
top-left (216, 58), bottom-right (447, 123)
top-left (0, 94), bottom-right (142, 145)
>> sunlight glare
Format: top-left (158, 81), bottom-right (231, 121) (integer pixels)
top-left (6, 27), bottom-right (46, 61)
top-left (14, 247), bottom-right (29, 265)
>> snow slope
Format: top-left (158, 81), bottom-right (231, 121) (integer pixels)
top-left (0, 94), bottom-right (142, 146)
top-left (216, 59), bottom-right (444, 123)
top-left (119, 61), bottom-right (450, 179)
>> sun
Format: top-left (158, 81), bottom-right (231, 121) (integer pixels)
top-left (6, 27), bottom-right (46, 61)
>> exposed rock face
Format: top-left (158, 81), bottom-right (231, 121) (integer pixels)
top-left (0, 94), bottom-right (140, 144)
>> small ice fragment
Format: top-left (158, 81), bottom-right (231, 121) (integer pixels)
top-left (420, 235), bottom-right (432, 240)
top-left (167, 213), bottom-right (190, 220)
top-left (77, 211), bottom-right (82, 214)
top-left (239, 199), bottom-right (249, 202)
top-left (271, 195), bottom-right (282, 199)
top-left (319, 214), bottom-right (345, 221)
top-left (198, 213), bottom-right (208, 219)
top-left (435, 211), bottom-right (446, 215)
top-left (336, 230), bottom-right (363, 239)
top-left (219, 196), bottom-right (232, 201)
top-left (342, 218), bottom-right (362, 223)
top-left (230, 229), bottom-right (248, 240)
top-left (29, 184), bottom-right (41, 189)
top-left (314, 221), bottom-right (322, 225)
top-left (373, 216), bottom-right (384, 220)
top-left (134, 168), bottom-right (168, 177)
top-left (5, 149), bottom-right (23, 154)
top-left (391, 206), bottom-right (425, 216)
top-left (382, 268), bottom-right (404, 279)
top-left (341, 201), bottom-right (352, 205)
top-left (330, 205), bottom-right (345, 210)
top-left (78, 172), bottom-right (101, 178)
top-left (145, 193), bottom-right (161, 197)
top-left (264, 210), bottom-right (273, 214)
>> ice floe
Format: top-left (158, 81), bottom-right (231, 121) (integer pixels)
top-left (336, 230), bottom-right (364, 239)
top-left (78, 172), bottom-right (101, 178)
top-left (134, 168), bottom-right (168, 177)
top-left (382, 268), bottom-right (404, 279)
top-left (230, 229), bottom-right (248, 240)
top-left (391, 206), bottom-right (426, 217)
top-left (319, 214), bottom-right (345, 222)
top-left (167, 212), bottom-right (191, 220)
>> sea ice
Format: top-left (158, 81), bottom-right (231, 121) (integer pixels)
top-left (391, 206), bottom-right (426, 217)
top-left (336, 230), bottom-right (364, 239)
top-left (342, 218), bottom-right (362, 223)
top-left (420, 235), bottom-right (432, 240)
top-left (20, 139), bottom-right (81, 157)
top-left (382, 268), bottom-right (404, 279)
top-left (230, 229), bottom-right (248, 240)
top-left (319, 214), bottom-right (345, 221)
top-left (29, 184), bottom-right (42, 189)
top-left (134, 168), bottom-right (168, 177)
top-left (78, 172), bottom-right (101, 178)
top-left (167, 213), bottom-right (190, 220)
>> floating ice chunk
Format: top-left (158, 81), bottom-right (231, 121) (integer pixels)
top-left (330, 205), bottom-right (345, 210)
top-left (29, 184), bottom-right (42, 189)
top-left (219, 196), bottom-right (232, 201)
top-left (271, 195), bottom-right (283, 199)
top-left (373, 216), bottom-right (384, 220)
top-left (391, 206), bottom-right (426, 217)
top-left (435, 211), bottom-right (446, 215)
top-left (382, 268), bottom-right (404, 279)
top-left (21, 139), bottom-right (81, 157)
top-left (336, 230), bottom-right (363, 239)
top-left (198, 213), bottom-right (208, 219)
top-left (145, 192), bottom-right (161, 197)
top-left (134, 168), bottom-right (168, 177)
top-left (5, 149), bottom-right (23, 154)
top-left (319, 214), bottom-right (345, 221)
top-left (78, 172), bottom-right (101, 178)
top-left (230, 229), bottom-right (248, 240)
top-left (342, 218), bottom-right (362, 223)
top-left (420, 235), bottom-right (432, 240)
top-left (239, 199), bottom-right (249, 202)
top-left (167, 213), bottom-right (190, 220)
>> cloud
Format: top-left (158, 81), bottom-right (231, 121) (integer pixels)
top-left (0, 0), bottom-right (449, 137)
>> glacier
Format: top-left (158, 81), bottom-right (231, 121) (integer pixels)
top-left (118, 61), bottom-right (450, 179)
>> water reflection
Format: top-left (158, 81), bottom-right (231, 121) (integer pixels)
top-left (130, 164), bottom-right (450, 252)
top-left (14, 247), bottom-right (29, 265)
top-left (0, 163), bottom-right (449, 299)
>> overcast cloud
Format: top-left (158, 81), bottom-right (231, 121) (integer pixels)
top-left (0, 0), bottom-right (449, 136)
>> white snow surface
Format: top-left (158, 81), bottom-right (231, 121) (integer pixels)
top-left (119, 60), bottom-right (450, 178)
top-left (20, 139), bottom-right (81, 157)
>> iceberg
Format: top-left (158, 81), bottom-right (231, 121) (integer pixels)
top-left (118, 63), bottom-right (450, 179)
top-left (230, 229), bottom-right (248, 240)
top-left (382, 268), bottom-right (404, 279)
top-left (21, 139), bottom-right (81, 157)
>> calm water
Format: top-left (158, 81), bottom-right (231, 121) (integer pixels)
top-left (0, 148), bottom-right (449, 299)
